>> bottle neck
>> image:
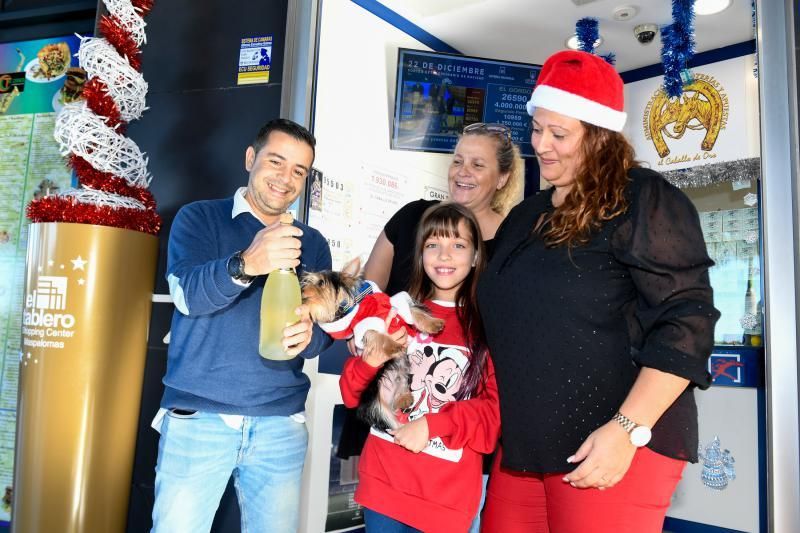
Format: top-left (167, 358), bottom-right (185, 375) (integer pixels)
top-left (276, 215), bottom-right (296, 274)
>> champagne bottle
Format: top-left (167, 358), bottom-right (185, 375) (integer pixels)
top-left (741, 255), bottom-right (762, 346)
top-left (259, 212), bottom-right (302, 360)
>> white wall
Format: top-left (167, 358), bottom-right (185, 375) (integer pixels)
top-left (300, 2), bottom-right (453, 531)
top-left (668, 387), bottom-right (762, 532)
top-left (308, 0), bottom-right (452, 269)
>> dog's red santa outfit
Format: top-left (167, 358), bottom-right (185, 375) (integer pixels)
top-left (318, 281), bottom-right (417, 349)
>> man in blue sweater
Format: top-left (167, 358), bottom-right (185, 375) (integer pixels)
top-left (151, 119), bottom-right (332, 532)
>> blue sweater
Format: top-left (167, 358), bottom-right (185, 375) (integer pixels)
top-left (161, 195), bottom-right (332, 416)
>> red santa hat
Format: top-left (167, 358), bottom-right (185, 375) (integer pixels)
top-left (526, 50), bottom-right (627, 132)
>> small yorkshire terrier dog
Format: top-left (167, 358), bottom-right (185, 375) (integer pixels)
top-left (302, 258), bottom-right (444, 431)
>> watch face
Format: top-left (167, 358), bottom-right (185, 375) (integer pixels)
top-left (630, 426), bottom-right (652, 447)
top-left (227, 253), bottom-right (244, 278)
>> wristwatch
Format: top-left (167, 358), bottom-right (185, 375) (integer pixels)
top-left (226, 250), bottom-right (254, 283)
top-left (611, 412), bottom-right (652, 447)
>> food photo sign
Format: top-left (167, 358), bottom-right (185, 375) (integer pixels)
top-left (0, 35), bottom-right (85, 116)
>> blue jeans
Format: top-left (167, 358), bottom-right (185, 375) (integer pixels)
top-left (151, 410), bottom-right (307, 533)
top-left (467, 473), bottom-right (490, 533)
top-left (363, 508), bottom-right (422, 532)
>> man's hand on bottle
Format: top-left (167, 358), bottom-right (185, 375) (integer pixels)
top-left (282, 304), bottom-right (313, 357)
top-left (241, 223), bottom-right (303, 276)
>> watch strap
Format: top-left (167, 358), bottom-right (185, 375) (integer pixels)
top-left (611, 412), bottom-right (637, 433)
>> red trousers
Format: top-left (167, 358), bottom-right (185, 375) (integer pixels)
top-left (481, 446), bottom-right (685, 533)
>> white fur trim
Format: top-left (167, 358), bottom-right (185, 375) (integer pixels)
top-left (319, 302), bottom-right (360, 335)
top-left (352, 316), bottom-right (387, 350)
top-left (389, 291), bottom-right (415, 325)
top-left (526, 84), bottom-right (627, 132)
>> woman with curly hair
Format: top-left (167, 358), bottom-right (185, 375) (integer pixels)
top-left (477, 50), bottom-right (719, 532)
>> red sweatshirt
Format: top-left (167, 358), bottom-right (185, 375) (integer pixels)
top-left (339, 300), bottom-right (500, 533)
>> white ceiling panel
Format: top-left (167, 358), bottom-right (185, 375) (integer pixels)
top-left (376, 0), bottom-right (754, 71)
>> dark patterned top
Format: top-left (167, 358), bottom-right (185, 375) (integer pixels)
top-left (477, 167), bottom-right (719, 473)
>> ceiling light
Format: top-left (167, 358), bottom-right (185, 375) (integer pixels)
top-left (566, 35), bottom-right (603, 50)
top-left (612, 5), bottom-right (639, 22)
top-left (694, 0), bottom-right (732, 16)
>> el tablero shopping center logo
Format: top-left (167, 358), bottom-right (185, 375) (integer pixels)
top-left (643, 73), bottom-right (729, 165)
top-left (21, 255), bottom-right (89, 355)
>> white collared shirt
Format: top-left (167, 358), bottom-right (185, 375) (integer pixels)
top-left (231, 186), bottom-right (258, 220)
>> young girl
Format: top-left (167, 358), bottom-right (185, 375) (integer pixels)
top-left (339, 202), bottom-right (500, 533)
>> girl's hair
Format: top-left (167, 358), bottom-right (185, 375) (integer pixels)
top-left (408, 202), bottom-right (488, 399)
top-left (541, 123), bottom-right (639, 247)
top-left (459, 128), bottom-right (525, 217)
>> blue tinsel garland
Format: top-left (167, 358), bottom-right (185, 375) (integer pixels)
top-left (660, 0), bottom-right (695, 98)
top-left (575, 17), bottom-right (615, 65)
top-left (576, 17), bottom-right (599, 53)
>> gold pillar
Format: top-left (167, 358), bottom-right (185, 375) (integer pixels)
top-left (13, 222), bottom-right (157, 533)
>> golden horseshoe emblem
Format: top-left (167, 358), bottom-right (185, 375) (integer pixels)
top-left (647, 79), bottom-right (724, 158)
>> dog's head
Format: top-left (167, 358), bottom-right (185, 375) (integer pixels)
top-left (301, 257), bottom-right (362, 323)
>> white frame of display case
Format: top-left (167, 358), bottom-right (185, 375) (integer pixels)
top-left (756, 1), bottom-right (800, 531)
top-left (280, 2), bottom-right (800, 531)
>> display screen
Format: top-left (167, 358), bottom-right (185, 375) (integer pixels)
top-left (683, 182), bottom-right (763, 348)
top-left (392, 48), bottom-right (540, 157)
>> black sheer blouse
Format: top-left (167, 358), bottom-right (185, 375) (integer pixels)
top-left (477, 167), bottom-right (720, 473)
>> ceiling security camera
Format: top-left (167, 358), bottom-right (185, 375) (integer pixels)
top-left (634, 23), bottom-right (659, 44)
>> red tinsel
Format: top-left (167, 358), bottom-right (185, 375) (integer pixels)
top-left (99, 15), bottom-right (142, 71)
top-left (131, 0), bottom-right (154, 16)
top-left (27, 0), bottom-right (160, 236)
top-left (70, 155), bottom-right (156, 210)
top-left (83, 78), bottom-right (125, 129)
top-left (27, 196), bottom-right (161, 236)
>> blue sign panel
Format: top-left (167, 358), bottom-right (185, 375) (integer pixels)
top-left (708, 346), bottom-right (764, 388)
top-left (392, 49), bottom-right (540, 157)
